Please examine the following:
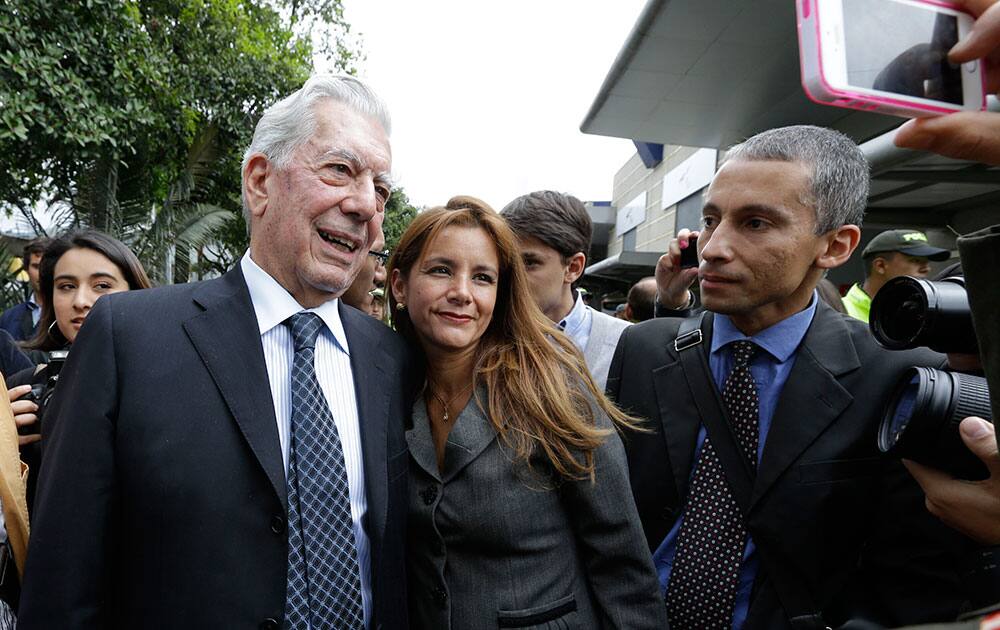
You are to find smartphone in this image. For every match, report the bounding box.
[680,236,699,269]
[797,0,985,118]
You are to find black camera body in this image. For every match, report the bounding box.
[870,275,993,480]
[17,350,69,436]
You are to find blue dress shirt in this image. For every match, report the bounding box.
[654,293,818,629]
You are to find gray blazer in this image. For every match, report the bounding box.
[406,390,667,629]
[583,308,630,392]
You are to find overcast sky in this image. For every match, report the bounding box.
[2,2,645,236]
[338,0,646,211]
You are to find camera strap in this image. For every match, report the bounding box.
[675,314,828,630]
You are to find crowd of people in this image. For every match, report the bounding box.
[0,0,997,628]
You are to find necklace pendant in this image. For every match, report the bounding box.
[443,410,449,422]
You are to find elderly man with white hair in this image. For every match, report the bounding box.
[18,75,414,630]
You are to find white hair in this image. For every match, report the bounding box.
[240,74,392,221]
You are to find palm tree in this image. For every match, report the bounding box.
[41,124,236,284]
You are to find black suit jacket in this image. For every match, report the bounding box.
[0,301,36,342]
[607,303,968,629]
[18,265,413,629]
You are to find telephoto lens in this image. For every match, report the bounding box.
[870,276,978,354]
[879,367,993,480]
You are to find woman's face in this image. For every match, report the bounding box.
[392,225,500,357]
[52,247,130,343]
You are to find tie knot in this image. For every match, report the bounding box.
[285,312,324,352]
[730,340,757,366]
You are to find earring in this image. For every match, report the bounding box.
[396,303,406,311]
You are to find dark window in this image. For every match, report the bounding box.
[622,228,637,252]
[675,188,705,234]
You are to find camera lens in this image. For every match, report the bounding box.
[870,276,978,354]
[879,367,993,479]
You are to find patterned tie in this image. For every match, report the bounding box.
[666,340,760,630]
[283,312,365,629]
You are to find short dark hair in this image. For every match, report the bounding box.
[24,230,152,351]
[627,276,657,322]
[500,191,592,261]
[21,237,50,272]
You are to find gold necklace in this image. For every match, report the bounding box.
[427,381,473,423]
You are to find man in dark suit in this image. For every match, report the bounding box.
[18,75,412,629]
[0,238,48,342]
[608,125,967,630]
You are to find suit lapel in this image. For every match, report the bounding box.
[441,389,497,484]
[405,390,496,485]
[751,304,859,507]
[406,399,441,481]
[341,303,392,545]
[653,315,715,501]
[183,266,285,508]
[584,307,607,366]
[653,362,701,501]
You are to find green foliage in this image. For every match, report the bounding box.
[0,0,359,282]
[277,0,362,72]
[383,188,419,251]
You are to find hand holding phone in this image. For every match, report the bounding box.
[798,0,985,118]
[895,1,1000,165]
[655,230,700,310]
[680,235,699,269]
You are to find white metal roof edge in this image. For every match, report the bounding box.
[579,0,668,136]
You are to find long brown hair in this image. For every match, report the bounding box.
[388,196,637,481]
[24,230,153,351]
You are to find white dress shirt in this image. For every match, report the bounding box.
[241,254,372,627]
[559,289,593,352]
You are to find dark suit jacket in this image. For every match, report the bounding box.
[0,329,31,380]
[0,302,36,342]
[607,303,968,630]
[18,265,413,629]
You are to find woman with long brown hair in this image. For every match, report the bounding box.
[389,196,666,629]
[8,230,152,510]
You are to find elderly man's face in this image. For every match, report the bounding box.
[248,100,391,308]
[341,231,385,311]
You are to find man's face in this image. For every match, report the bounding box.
[516,235,573,321]
[698,159,834,332]
[879,252,931,282]
[341,232,385,310]
[248,100,391,308]
[27,252,42,296]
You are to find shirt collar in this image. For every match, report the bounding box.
[710,291,818,363]
[27,293,39,309]
[240,253,350,355]
[559,289,588,331]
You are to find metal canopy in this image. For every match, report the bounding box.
[581,0,904,149]
[582,0,1000,228]
[584,251,663,286]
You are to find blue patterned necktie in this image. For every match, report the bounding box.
[283,312,365,629]
[666,340,760,630]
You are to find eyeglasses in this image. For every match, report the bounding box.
[368,249,390,265]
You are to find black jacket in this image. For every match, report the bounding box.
[608,303,969,629]
[18,265,414,629]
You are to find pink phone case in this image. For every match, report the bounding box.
[797,0,986,117]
